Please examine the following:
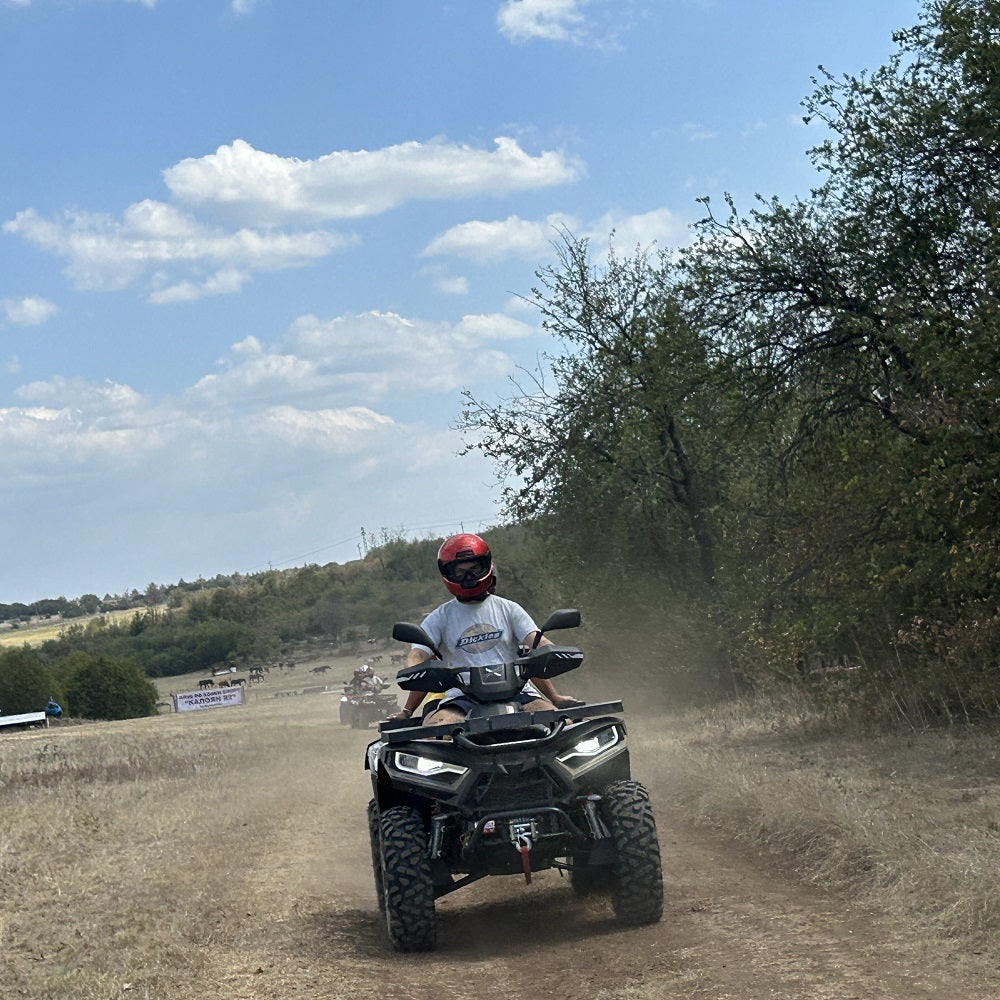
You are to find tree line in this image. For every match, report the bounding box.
[0,525,566,721]
[0,533,466,719]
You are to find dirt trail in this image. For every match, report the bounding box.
[174,703,995,1000]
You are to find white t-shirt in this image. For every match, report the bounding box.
[414,594,541,702]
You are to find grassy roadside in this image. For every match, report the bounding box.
[639,689,1000,963]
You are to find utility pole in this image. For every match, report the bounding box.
[360,526,368,557]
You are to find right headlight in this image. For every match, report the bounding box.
[556,725,621,767]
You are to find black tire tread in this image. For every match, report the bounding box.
[601,779,663,925]
[380,806,436,951]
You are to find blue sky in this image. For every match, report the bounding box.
[1,0,919,604]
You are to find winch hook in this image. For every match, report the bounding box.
[517,833,533,884]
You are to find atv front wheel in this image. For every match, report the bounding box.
[367,799,385,913]
[380,806,436,951]
[600,780,663,925]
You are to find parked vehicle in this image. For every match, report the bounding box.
[365,608,663,951]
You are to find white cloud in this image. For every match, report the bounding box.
[259,405,394,450]
[0,298,520,597]
[423,207,688,263]
[163,137,581,225]
[682,122,717,142]
[4,203,344,301]
[15,375,145,412]
[423,213,577,262]
[2,296,58,325]
[4,136,579,303]
[497,0,632,49]
[586,207,690,254]
[435,275,470,295]
[498,0,587,44]
[0,303,520,569]
[164,306,536,412]
[149,268,249,304]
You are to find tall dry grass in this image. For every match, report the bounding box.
[0,671,367,1000]
[638,688,1000,959]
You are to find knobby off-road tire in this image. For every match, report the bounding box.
[600,779,663,925]
[339,700,352,726]
[367,799,385,913]
[380,805,436,952]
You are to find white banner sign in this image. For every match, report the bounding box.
[172,686,245,712]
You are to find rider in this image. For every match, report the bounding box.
[348,663,384,696]
[388,533,578,725]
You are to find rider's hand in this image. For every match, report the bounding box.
[552,694,584,708]
[387,709,415,722]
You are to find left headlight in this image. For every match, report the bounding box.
[556,725,621,767]
[392,751,469,780]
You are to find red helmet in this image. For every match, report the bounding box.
[437,533,495,600]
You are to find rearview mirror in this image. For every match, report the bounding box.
[392,621,430,645]
[539,608,581,634]
[391,621,443,660]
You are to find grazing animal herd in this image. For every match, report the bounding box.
[185,642,404,709]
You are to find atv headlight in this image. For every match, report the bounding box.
[557,725,621,766]
[392,751,469,780]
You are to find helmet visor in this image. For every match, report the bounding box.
[440,554,492,585]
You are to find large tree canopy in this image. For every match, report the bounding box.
[461,0,1000,719]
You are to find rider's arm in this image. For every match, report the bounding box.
[532,675,566,704]
[522,631,577,707]
[395,647,431,718]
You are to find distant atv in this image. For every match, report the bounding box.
[340,680,397,729]
[365,609,663,952]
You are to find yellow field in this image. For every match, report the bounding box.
[0,607,163,649]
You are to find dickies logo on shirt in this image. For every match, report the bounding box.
[455,623,503,652]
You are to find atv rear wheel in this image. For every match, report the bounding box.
[600,780,663,925]
[339,700,353,725]
[380,806,436,951]
[367,799,385,913]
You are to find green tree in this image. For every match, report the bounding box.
[0,648,62,714]
[461,234,732,605]
[78,593,102,614]
[62,654,158,720]
[459,235,741,696]
[679,0,1000,711]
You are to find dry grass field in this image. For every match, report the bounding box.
[2,651,998,999]
[0,609,161,649]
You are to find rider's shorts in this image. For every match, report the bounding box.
[433,691,541,716]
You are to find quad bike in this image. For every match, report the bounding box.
[340,680,397,729]
[365,608,663,952]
